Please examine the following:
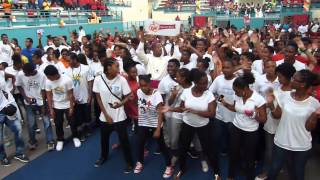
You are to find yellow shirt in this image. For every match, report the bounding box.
[21,55,29,64]
[43,2,50,11]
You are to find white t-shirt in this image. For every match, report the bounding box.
[37,60,60,74]
[274,92,320,151]
[92,74,131,123]
[311,23,320,33]
[89,61,103,78]
[254,75,281,134]
[78,29,86,42]
[181,88,215,127]
[45,74,73,109]
[276,59,306,71]
[209,75,236,123]
[0,87,16,112]
[251,59,264,75]
[136,42,171,81]
[44,45,70,53]
[65,64,93,104]
[115,56,124,74]
[5,66,20,94]
[158,75,179,118]
[233,91,266,132]
[16,71,46,106]
[0,43,13,66]
[137,89,163,128]
[190,52,215,73]
[181,61,196,70]
[298,25,308,36]
[55,61,69,75]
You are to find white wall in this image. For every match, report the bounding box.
[151,10,192,21]
[109,0,149,22]
[311,9,320,19]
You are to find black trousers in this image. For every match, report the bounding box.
[99,120,133,166]
[228,124,259,180]
[137,126,171,166]
[54,108,79,141]
[93,93,101,125]
[179,122,219,175]
[74,103,90,134]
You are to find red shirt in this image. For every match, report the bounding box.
[272,53,309,64]
[124,78,139,119]
[272,53,284,61]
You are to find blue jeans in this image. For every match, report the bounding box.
[0,113,25,160]
[25,105,54,144]
[267,144,310,180]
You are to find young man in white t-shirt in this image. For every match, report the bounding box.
[44,65,80,151]
[0,79,29,166]
[0,34,14,66]
[65,53,93,141]
[5,55,24,119]
[158,59,180,150]
[16,63,55,151]
[275,42,307,71]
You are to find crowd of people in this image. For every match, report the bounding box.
[0,0,107,11]
[1,19,320,180]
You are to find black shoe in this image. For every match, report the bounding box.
[80,136,86,142]
[187,150,199,159]
[123,164,133,174]
[94,158,106,168]
[1,158,11,167]
[14,154,29,163]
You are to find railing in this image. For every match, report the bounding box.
[0,9,122,28]
[106,0,132,7]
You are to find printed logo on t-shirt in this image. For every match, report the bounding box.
[27,79,40,90]
[72,73,81,87]
[138,98,152,114]
[1,46,10,56]
[111,85,121,95]
[53,86,65,95]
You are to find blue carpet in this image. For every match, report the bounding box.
[4,129,250,180]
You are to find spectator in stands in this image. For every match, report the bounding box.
[42,0,51,17]
[12,0,22,9]
[27,0,37,9]
[2,0,12,18]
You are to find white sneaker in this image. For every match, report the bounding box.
[162,166,173,179]
[56,141,64,151]
[255,176,267,180]
[201,160,209,172]
[134,162,143,174]
[73,138,81,148]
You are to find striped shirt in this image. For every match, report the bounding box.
[137,89,163,128]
